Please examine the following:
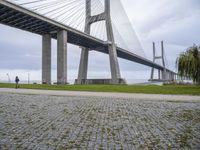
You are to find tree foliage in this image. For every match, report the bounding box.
[176,45,200,84]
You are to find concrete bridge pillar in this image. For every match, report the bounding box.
[171,73,173,81]
[42,34,51,84]
[162,69,167,81]
[167,72,170,80]
[170,72,172,81]
[76,0,91,84]
[105,0,121,84]
[77,48,89,84]
[107,43,121,84]
[177,75,180,80]
[57,30,67,84]
[158,70,161,80]
[150,42,156,81]
[173,73,176,81]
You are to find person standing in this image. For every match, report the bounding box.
[15,76,20,89]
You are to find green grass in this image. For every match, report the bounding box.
[0,83,200,95]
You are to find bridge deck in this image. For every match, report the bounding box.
[0,0,174,73]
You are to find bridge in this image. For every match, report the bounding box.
[0,0,177,84]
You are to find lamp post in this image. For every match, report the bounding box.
[28,73,30,84]
[6,73,11,83]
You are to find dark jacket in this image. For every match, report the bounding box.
[15,77,19,83]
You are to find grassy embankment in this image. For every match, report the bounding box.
[0,83,200,95]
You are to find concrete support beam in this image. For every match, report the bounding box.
[166,72,169,80]
[150,42,156,80]
[172,73,174,81]
[108,43,121,83]
[168,72,170,80]
[173,74,176,81]
[105,0,121,84]
[161,71,164,80]
[162,69,167,80]
[77,48,89,84]
[42,34,51,84]
[161,41,166,68]
[161,41,167,81]
[76,0,90,84]
[57,30,67,84]
[158,70,161,80]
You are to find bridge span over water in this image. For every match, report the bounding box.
[0,0,176,84]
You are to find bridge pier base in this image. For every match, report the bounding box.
[75,79,126,84]
[57,30,68,84]
[42,34,51,84]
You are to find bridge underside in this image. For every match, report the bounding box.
[0,0,176,84]
[0,3,105,52]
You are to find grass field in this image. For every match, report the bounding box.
[0,83,200,96]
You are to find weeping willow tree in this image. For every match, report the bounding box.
[176,45,200,84]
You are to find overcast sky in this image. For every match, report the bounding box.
[0,0,200,83]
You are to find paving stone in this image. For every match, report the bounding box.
[0,93,200,149]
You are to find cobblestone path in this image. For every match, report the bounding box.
[0,93,200,150]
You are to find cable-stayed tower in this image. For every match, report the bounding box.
[149,41,170,81]
[76,0,126,84]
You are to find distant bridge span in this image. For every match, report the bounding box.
[0,0,176,84]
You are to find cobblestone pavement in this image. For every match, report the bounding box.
[0,93,200,150]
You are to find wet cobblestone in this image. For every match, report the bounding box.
[0,93,200,150]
